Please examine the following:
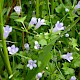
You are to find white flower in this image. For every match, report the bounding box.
[29,1,32,4]
[70,76,76,80]
[53,21,65,32]
[65,33,69,37]
[24,43,29,50]
[74,1,80,10]
[35,18,46,29]
[3,25,12,39]
[14,6,21,15]
[62,52,73,62]
[65,8,69,12]
[29,17,37,25]
[27,59,37,70]
[36,73,42,80]
[7,45,19,55]
[34,41,40,49]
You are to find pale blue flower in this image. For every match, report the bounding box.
[62,52,73,62]
[70,76,76,80]
[3,25,12,39]
[7,45,19,55]
[29,17,46,29]
[29,17,37,25]
[34,41,40,49]
[74,1,80,10]
[27,59,37,70]
[36,72,42,80]
[53,21,65,32]
[14,6,21,15]
[35,18,46,29]
[24,43,29,50]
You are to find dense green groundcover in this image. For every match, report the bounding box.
[0,0,80,80]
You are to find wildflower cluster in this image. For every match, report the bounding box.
[1,1,80,80]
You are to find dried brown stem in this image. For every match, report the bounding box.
[5,0,16,24]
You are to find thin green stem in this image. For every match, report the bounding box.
[12,26,35,36]
[39,1,42,18]
[36,0,39,18]
[55,63,66,80]
[13,55,14,70]
[13,30,17,46]
[51,0,54,15]
[47,0,52,27]
[2,40,12,76]
[46,0,49,15]
[0,0,13,79]
[16,54,30,60]
[48,1,51,22]
[22,31,24,50]
[0,49,6,66]
[60,13,68,22]
[54,46,66,80]
[72,22,75,38]
[22,22,26,51]
[0,40,17,43]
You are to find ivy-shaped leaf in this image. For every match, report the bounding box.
[39,39,47,46]
[62,67,74,75]
[69,38,78,48]
[55,4,64,13]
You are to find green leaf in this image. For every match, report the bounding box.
[26,45,52,80]
[15,16,26,23]
[72,52,80,68]
[16,64,23,69]
[68,14,78,21]
[39,39,47,46]
[74,61,80,68]
[62,67,74,75]
[69,38,78,48]
[10,12,19,19]
[55,4,64,13]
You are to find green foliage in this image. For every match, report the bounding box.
[0,0,80,80]
[72,52,80,68]
[39,39,47,46]
[62,67,74,75]
[55,4,64,13]
[0,43,3,48]
[69,38,78,48]
[15,16,26,24]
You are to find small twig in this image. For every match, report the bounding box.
[5,0,16,24]
[0,40,17,43]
